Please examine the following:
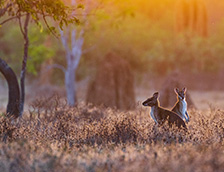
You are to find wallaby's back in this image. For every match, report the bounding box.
[157,107,187,129]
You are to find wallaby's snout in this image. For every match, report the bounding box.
[142,92,159,107]
[142,99,151,106]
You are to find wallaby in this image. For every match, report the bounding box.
[172,87,189,123]
[142,92,187,129]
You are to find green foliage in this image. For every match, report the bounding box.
[0,0,81,35]
[84,2,174,74]
[0,23,56,75]
[28,45,54,75]
[1,0,224,83]
[83,0,224,77]
[0,24,23,73]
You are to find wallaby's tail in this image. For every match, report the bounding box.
[169,112,188,130]
[178,118,188,131]
[182,122,188,131]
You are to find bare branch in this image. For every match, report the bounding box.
[73,38,83,70]
[0,16,18,25]
[73,54,81,70]
[71,29,77,48]
[42,13,59,39]
[18,16,25,36]
[66,51,72,66]
[0,13,26,25]
[60,28,73,65]
[44,64,66,74]
[79,28,85,38]
[60,29,68,50]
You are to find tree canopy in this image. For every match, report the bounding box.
[0,0,80,34]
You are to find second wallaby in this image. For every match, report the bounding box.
[142,92,187,129]
[172,87,190,123]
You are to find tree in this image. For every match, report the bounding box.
[52,0,99,106]
[58,0,85,106]
[0,0,79,117]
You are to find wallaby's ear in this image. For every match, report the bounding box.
[153,92,159,98]
[174,88,179,94]
[182,87,187,93]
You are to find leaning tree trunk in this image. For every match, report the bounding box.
[0,58,20,118]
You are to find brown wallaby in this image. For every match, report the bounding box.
[142,92,187,129]
[172,87,189,123]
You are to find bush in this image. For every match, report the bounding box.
[0,96,223,171]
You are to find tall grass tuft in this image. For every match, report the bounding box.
[0,96,223,171]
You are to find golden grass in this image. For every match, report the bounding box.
[0,95,223,172]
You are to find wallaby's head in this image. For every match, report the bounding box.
[142,92,159,107]
[174,87,187,100]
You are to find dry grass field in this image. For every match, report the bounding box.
[0,87,224,171]
[1,0,224,171]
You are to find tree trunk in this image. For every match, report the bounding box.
[19,13,30,116]
[60,28,83,107]
[60,0,86,106]
[65,66,76,106]
[0,58,20,118]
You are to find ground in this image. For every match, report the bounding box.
[1,78,224,111]
[0,80,223,172]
